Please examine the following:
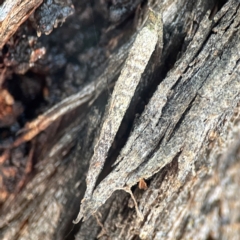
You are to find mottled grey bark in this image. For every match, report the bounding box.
[0,0,240,240]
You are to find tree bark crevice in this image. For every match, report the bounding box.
[0,0,239,239]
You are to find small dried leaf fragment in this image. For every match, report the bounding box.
[138,178,148,190]
[74,8,163,223]
[0,89,23,127]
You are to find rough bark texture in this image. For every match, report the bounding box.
[0,0,240,240]
[0,0,43,49]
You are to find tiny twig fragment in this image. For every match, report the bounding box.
[1,83,95,149]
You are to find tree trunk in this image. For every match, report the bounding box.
[0,0,239,239]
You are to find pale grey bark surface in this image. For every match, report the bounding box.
[0,0,239,240]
